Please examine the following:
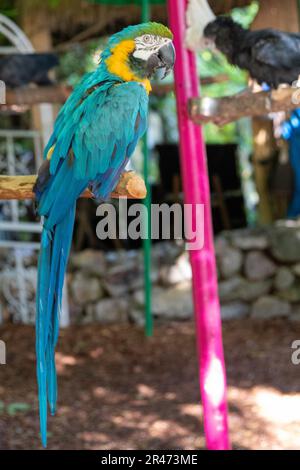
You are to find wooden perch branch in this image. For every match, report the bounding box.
[0,171,146,200]
[189,87,300,125]
[1,75,230,107]
[3,85,72,107]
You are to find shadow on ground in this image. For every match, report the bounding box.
[1,318,300,449]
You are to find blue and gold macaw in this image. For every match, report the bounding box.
[33,22,175,447]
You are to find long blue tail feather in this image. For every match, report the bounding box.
[36,203,76,447]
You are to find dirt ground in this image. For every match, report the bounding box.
[1,318,300,450]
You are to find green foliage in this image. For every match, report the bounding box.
[48,0,61,8]
[87,0,165,5]
[203,122,237,145]
[0,0,18,34]
[199,50,247,95]
[231,1,259,28]
[7,402,31,416]
[57,41,103,86]
[0,401,31,416]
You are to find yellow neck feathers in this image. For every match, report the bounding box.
[105,39,152,94]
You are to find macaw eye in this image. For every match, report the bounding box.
[143,34,152,43]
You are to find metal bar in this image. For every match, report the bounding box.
[0,46,19,54]
[0,221,42,232]
[0,129,41,138]
[141,0,153,337]
[0,13,34,52]
[167,0,230,450]
[0,23,27,52]
[0,240,40,249]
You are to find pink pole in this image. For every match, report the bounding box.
[167,0,231,450]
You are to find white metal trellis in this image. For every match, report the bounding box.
[0,14,69,326]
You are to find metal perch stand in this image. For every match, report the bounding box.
[168,0,230,450]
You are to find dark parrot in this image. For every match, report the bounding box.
[0,53,58,87]
[203,16,300,89]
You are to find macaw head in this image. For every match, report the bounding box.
[102,22,175,93]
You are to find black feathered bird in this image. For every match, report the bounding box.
[203,16,300,89]
[0,53,58,88]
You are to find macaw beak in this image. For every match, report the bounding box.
[146,41,175,80]
[157,41,176,79]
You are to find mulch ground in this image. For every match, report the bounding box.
[1,318,300,450]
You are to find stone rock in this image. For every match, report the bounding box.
[152,242,183,264]
[240,279,273,302]
[289,314,300,323]
[102,265,158,297]
[134,289,146,306]
[79,311,94,325]
[244,251,276,281]
[134,283,193,320]
[103,266,139,297]
[159,252,192,286]
[106,250,138,273]
[221,302,250,321]
[289,305,300,322]
[87,298,129,323]
[251,296,291,319]
[292,263,300,277]
[230,229,269,251]
[128,309,145,327]
[278,284,300,303]
[70,272,104,305]
[69,249,107,276]
[274,267,295,292]
[218,276,245,302]
[269,222,300,262]
[69,299,84,323]
[218,276,272,302]
[215,236,229,257]
[218,247,243,279]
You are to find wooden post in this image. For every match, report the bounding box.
[252,118,276,224]
[22,4,56,147]
[251,0,300,224]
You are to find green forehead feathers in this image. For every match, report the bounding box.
[107,22,173,49]
[136,22,173,39]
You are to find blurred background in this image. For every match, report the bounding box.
[1,0,300,450]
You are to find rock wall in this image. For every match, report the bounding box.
[67,221,300,325]
[2,221,300,325]
[67,242,193,326]
[217,222,300,322]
